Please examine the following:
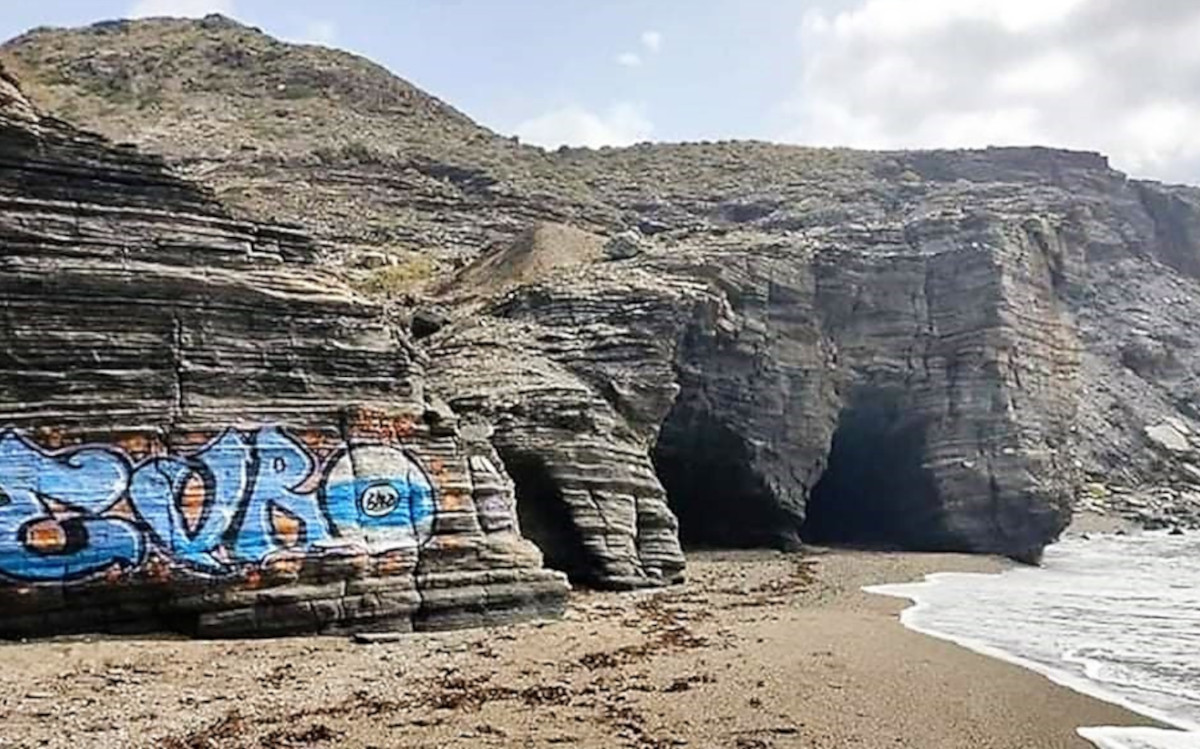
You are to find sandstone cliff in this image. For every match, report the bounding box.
[0,63,567,637]
[3,17,1200,605]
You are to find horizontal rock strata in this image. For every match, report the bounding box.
[5,17,1200,590]
[0,66,567,638]
[433,212,1080,567]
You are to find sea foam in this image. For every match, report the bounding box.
[865,533,1200,749]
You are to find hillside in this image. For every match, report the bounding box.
[0,15,613,276]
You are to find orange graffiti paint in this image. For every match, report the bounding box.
[24,520,65,553]
[270,506,302,548]
[263,554,304,577]
[179,473,207,535]
[244,568,262,589]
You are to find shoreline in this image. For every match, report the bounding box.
[864,536,1199,749]
[867,572,1196,735]
[0,548,1165,748]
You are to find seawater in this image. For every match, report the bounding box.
[864,533,1200,749]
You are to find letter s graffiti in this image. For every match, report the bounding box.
[0,431,144,582]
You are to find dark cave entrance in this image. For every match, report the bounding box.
[652,403,801,550]
[799,390,944,549]
[504,451,592,580]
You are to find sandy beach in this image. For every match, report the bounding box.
[0,549,1162,748]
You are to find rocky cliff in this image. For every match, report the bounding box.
[0,63,567,637]
[433,181,1084,568]
[445,145,1200,573]
[3,17,1200,605]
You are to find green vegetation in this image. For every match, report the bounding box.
[312,140,385,165]
[277,83,318,100]
[350,256,439,297]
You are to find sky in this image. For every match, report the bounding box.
[2,0,1200,184]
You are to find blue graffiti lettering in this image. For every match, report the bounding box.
[0,426,440,584]
[0,432,144,581]
[230,427,332,562]
[322,444,435,551]
[129,429,251,573]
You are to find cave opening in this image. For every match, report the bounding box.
[504,451,592,580]
[799,390,944,549]
[652,402,800,550]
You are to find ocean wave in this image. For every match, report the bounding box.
[1077,726,1200,749]
[864,533,1200,749]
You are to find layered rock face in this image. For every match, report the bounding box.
[428,146,1200,576]
[430,240,704,586]
[1066,180,1200,527]
[0,67,567,637]
[5,18,1200,593]
[433,201,1080,571]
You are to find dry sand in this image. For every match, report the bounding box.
[0,549,1162,748]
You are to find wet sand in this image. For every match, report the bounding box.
[0,549,1162,748]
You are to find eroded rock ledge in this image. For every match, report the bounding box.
[431,214,1079,576]
[430,147,1200,581]
[0,67,567,637]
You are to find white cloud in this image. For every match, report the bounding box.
[297,19,337,47]
[615,30,661,69]
[993,52,1087,96]
[616,52,643,68]
[515,102,653,149]
[1120,102,1200,170]
[127,0,234,18]
[811,0,1090,39]
[783,0,1200,182]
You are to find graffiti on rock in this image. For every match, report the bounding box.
[0,434,143,582]
[0,426,435,583]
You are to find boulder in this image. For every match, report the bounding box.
[1145,423,1193,454]
[603,230,649,261]
[410,305,451,339]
